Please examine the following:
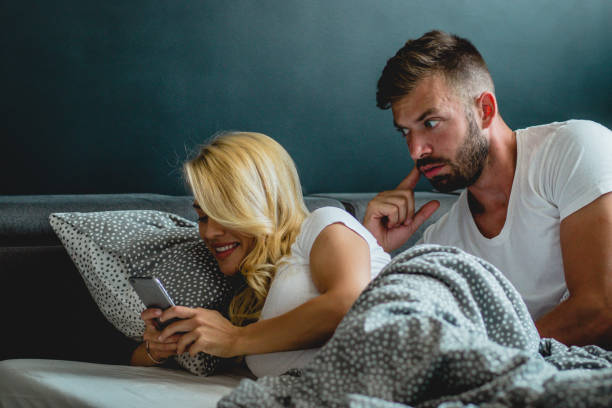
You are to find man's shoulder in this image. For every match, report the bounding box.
[519,120,610,144]
[518,120,611,169]
[557,119,609,132]
[520,119,612,219]
[521,119,606,130]
[547,119,610,139]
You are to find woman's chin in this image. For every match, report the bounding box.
[220,266,240,276]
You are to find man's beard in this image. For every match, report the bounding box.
[417,113,489,193]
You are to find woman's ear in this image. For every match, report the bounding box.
[477,92,497,129]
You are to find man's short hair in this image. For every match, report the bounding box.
[376,30,494,109]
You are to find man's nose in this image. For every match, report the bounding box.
[407,133,432,160]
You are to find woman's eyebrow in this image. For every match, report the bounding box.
[192,203,201,209]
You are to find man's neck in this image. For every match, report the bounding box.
[467,118,517,216]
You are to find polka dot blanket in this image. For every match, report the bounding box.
[50,210,240,376]
[219,245,612,407]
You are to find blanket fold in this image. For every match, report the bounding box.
[219,245,612,408]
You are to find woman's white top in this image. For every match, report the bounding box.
[245,206,391,377]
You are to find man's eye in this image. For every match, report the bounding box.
[424,120,439,129]
[397,128,410,137]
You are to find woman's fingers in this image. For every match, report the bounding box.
[147,340,177,360]
[157,308,240,357]
[158,306,212,340]
[160,306,196,321]
[141,308,162,321]
[149,341,178,353]
[143,333,182,361]
[158,318,199,341]
[176,330,198,356]
[144,331,181,344]
[139,307,185,361]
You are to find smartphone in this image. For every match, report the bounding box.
[128,276,182,330]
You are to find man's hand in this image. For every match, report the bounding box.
[363,166,440,252]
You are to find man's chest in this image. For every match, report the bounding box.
[470,204,509,239]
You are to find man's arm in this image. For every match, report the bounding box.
[535,192,612,348]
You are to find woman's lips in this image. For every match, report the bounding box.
[212,242,239,260]
[420,164,445,179]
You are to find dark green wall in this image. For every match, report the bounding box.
[2,0,611,195]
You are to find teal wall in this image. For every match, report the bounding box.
[2,0,611,195]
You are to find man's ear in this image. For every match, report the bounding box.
[477,92,496,129]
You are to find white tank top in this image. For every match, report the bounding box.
[245,206,390,377]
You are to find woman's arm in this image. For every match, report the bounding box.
[157,223,372,358]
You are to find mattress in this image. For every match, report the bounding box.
[0,359,246,408]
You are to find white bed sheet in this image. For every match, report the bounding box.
[0,359,246,408]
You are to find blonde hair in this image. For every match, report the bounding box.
[184,132,309,326]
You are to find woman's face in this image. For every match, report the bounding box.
[193,202,255,276]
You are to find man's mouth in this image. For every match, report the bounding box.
[419,163,445,179]
[211,242,240,260]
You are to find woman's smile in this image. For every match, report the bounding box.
[211,242,241,260]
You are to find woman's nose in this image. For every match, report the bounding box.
[201,218,225,240]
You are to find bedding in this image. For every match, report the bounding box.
[49,210,241,375]
[219,245,612,407]
[0,359,248,408]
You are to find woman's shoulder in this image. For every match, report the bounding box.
[302,206,390,278]
[308,205,355,222]
[303,206,362,235]
[297,206,378,252]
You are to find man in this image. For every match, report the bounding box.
[364,30,612,348]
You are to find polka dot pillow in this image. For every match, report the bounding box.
[49,210,238,376]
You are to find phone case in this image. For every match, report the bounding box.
[128,276,180,330]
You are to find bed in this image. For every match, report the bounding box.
[0,192,457,407]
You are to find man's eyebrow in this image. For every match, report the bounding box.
[416,108,437,122]
[394,108,438,130]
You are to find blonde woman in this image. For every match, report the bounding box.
[131,132,390,377]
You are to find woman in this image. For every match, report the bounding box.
[131,132,390,377]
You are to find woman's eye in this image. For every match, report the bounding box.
[197,215,208,223]
[424,120,439,129]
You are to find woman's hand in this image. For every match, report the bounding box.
[141,308,181,362]
[157,306,244,358]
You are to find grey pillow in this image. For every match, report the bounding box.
[49,210,238,376]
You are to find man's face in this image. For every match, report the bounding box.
[391,74,489,193]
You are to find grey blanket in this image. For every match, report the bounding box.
[218,245,612,407]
